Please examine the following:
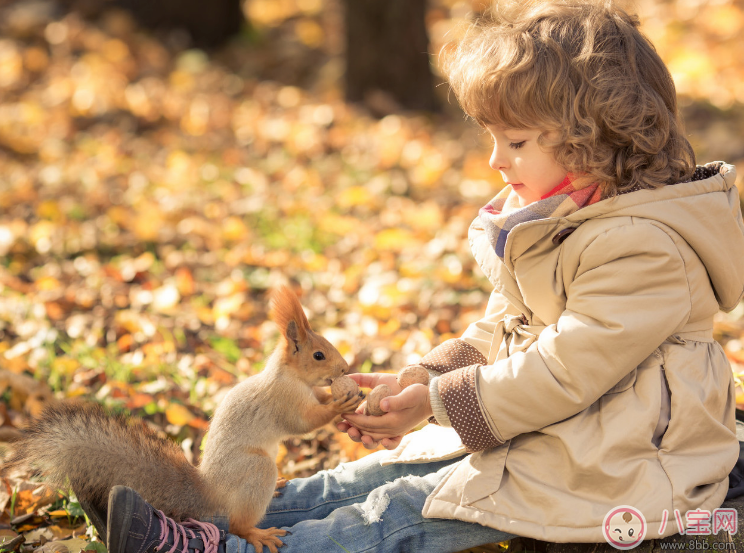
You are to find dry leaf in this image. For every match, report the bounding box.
[165,403,195,426]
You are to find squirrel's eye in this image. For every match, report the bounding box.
[313,351,325,361]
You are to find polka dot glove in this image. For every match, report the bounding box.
[405,338,488,428]
[438,365,503,452]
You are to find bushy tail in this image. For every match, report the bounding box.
[5,402,218,520]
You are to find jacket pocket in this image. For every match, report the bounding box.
[652,366,671,447]
[460,440,511,506]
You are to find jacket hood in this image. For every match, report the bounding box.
[472,162,744,312]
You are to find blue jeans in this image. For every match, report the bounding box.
[224,450,517,553]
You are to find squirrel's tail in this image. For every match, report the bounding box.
[5,402,218,520]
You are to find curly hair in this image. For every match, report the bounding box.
[442,0,696,195]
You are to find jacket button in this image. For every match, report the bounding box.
[552,228,576,245]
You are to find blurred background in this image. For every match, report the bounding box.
[0,0,743,544]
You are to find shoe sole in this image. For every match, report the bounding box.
[107,486,136,553]
[79,497,108,544]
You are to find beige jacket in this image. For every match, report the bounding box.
[382,162,744,542]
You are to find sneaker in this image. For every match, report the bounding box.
[107,486,227,553]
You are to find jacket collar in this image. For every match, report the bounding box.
[469,163,741,308]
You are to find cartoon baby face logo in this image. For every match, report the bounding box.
[602,506,647,549]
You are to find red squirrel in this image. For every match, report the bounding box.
[7,287,363,553]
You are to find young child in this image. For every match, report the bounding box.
[103,1,744,552]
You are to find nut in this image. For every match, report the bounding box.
[397,365,429,389]
[331,375,360,400]
[365,384,392,416]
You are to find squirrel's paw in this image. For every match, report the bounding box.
[273,476,288,497]
[329,390,363,414]
[238,526,287,553]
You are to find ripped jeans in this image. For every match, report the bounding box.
[224,450,517,553]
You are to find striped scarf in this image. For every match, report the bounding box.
[479,175,602,259]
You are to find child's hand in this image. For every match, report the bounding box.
[341,382,433,445]
[337,415,403,449]
[336,373,404,449]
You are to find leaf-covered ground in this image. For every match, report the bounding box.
[0,0,743,551]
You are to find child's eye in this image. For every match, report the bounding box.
[509,141,526,149]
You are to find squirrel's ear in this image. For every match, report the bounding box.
[286,320,300,353]
[270,286,310,352]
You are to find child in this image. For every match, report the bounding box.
[104,0,744,551]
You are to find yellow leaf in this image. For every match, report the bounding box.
[213,293,246,320]
[47,524,74,540]
[379,319,400,337]
[52,358,80,376]
[36,200,63,222]
[302,253,328,272]
[36,276,61,291]
[133,205,165,242]
[197,306,214,325]
[409,153,448,187]
[317,214,360,235]
[403,201,443,233]
[374,228,417,251]
[107,206,130,227]
[30,220,55,245]
[165,403,195,426]
[222,217,248,242]
[337,186,374,208]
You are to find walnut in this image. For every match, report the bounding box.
[365,384,392,416]
[397,365,429,389]
[331,375,360,400]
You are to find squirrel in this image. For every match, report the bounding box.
[5,286,364,553]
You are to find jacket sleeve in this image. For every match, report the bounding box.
[437,223,692,450]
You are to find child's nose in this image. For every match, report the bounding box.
[489,145,509,171]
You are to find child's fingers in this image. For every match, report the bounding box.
[343,412,407,437]
[380,383,427,412]
[359,430,399,442]
[342,411,389,430]
[337,420,366,443]
[381,436,403,450]
[347,373,384,388]
[348,373,401,393]
[360,435,380,449]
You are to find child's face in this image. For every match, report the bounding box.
[485,125,567,207]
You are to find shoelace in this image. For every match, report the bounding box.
[154,510,221,553]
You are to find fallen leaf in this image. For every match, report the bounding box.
[165,403,194,426]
